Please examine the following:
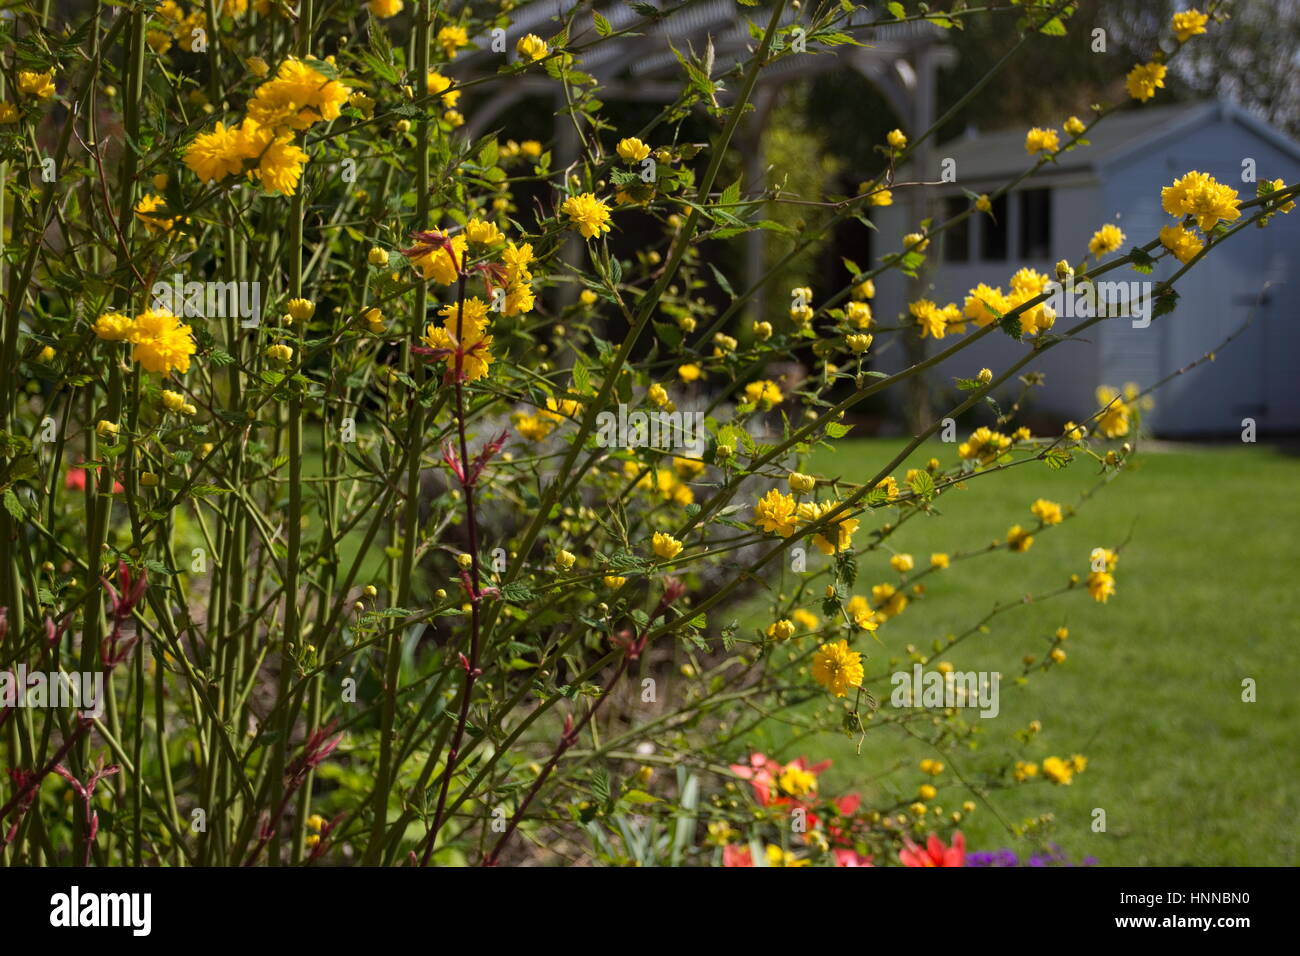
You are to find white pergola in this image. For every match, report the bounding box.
[455,1,953,316]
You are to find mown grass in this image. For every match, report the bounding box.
[742,437,1300,866]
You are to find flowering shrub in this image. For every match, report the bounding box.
[0,0,1293,868]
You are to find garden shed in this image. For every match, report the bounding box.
[870,100,1300,437]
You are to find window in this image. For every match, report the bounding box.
[981,193,1009,261]
[943,196,970,262]
[1018,188,1052,260]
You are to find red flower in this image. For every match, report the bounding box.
[729,752,830,808]
[834,848,874,867]
[65,464,124,494]
[722,844,753,867]
[900,830,966,867]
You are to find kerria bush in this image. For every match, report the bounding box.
[0,0,1291,867]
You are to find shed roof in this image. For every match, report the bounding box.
[924,100,1300,184]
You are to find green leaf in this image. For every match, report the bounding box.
[3,489,24,520]
[907,469,936,501]
[1043,447,1072,470]
[621,789,661,805]
[593,11,612,36]
[887,2,906,19]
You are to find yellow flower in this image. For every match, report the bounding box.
[677,363,703,383]
[798,500,859,555]
[930,553,949,569]
[753,320,773,340]
[652,532,682,560]
[1088,223,1125,257]
[514,412,555,442]
[437,24,469,57]
[129,308,197,376]
[603,574,626,589]
[975,194,992,213]
[579,289,599,307]
[963,284,1007,328]
[266,343,294,364]
[243,120,310,196]
[918,783,937,801]
[767,619,796,641]
[744,379,782,409]
[1063,115,1086,136]
[555,549,577,570]
[161,389,186,411]
[910,299,948,339]
[811,640,864,698]
[410,232,467,285]
[1095,385,1132,438]
[368,246,390,267]
[0,102,19,124]
[1087,570,1116,603]
[787,472,816,494]
[1013,761,1039,782]
[37,346,55,362]
[1069,754,1088,773]
[869,189,892,206]
[1006,525,1034,553]
[890,553,914,573]
[870,582,908,620]
[1125,62,1167,102]
[464,217,505,246]
[958,426,1011,463]
[874,475,899,501]
[617,137,650,163]
[94,311,134,341]
[246,56,270,78]
[1024,127,1060,155]
[1171,8,1208,43]
[502,240,535,284]
[517,33,549,61]
[647,383,670,408]
[287,298,315,321]
[560,192,612,240]
[422,297,494,382]
[753,488,798,537]
[1266,178,1295,214]
[765,845,809,867]
[846,301,872,328]
[183,121,250,184]
[846,333,873,354]
[792,609,818,631]
[1031,498,1063,526]
[425,70,460,108]
[17,70,56,99]
[133,195,178,235]
[1042,756,1075,785]
[247,58,352,131]
[1161,170,1241,232]
[886,128,907,149]
[96,420,120,441]
[920,759,944,776]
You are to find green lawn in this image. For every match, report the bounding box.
[743,437,1300,866]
